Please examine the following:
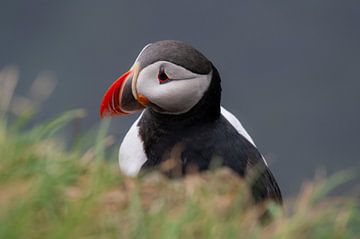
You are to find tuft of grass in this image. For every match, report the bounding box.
[0,68,359,238]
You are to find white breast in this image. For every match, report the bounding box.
[118,106,266,176]
[118,112,147,176]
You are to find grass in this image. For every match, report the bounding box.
[0,67,359,238]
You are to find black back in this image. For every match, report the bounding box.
[138,65,282,204]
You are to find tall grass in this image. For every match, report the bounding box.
[0,68,359,238]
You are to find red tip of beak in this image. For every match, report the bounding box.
[100,70,132,118]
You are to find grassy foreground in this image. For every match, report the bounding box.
[0,114,359,239]
[0,69,359,239]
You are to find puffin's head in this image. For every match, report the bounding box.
[100,40,214,117]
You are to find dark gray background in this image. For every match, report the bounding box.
[1,0,359,196]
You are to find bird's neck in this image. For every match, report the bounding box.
[146,65,222,129]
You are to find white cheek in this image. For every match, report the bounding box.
[152,75,211,113]
[137,61,212,114]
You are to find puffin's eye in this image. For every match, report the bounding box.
[158,68,170,84]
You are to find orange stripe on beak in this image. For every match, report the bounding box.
[100,70,132,118]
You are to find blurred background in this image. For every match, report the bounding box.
[1,0,359,196]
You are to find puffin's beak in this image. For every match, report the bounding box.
[100,63,148,118]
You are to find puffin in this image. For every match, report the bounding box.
[100,40,282,204]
